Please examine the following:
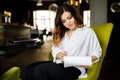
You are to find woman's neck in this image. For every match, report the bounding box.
[67,27,78,38]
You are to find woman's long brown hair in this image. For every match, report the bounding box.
[52,4,83,46]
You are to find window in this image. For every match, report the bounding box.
[83,10,90,27]
[33,10,56,31]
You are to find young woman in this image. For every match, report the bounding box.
[23,4,102,80]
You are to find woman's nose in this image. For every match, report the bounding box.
[66,20,70,25]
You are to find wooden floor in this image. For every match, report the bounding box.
[0,35,120,80]
[0,36,53,79]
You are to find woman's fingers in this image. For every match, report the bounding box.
[56,51,67,59]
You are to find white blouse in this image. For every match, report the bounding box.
[51,27,102,78]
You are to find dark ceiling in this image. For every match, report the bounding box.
[0,0,90,25]
[0,0,67,24]
[0,0,66,11]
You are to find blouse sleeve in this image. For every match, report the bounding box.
[88,29,102,63]
[51,45,63,62]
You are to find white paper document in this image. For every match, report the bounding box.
[64,56,92,67]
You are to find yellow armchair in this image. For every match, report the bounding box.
[77,23,113,80]
[49,23,113,80]
[0,67,22,80]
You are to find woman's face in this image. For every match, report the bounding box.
[61,11,78,30]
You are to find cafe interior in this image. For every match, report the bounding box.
[0,0,120,80]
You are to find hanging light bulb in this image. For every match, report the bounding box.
[75,1,79,6]
[79,0,82,4]
[36,0,43,6]
[70,0,74,5]
[70,0,82,6]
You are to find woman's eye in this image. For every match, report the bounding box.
[61,16,72,23]
[68,16,72,20]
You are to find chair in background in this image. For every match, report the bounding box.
[0,67,22,80]
[49,23,113,80]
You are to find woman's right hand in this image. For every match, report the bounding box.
[56,51,67,60]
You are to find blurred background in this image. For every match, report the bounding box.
[0,0,120,80]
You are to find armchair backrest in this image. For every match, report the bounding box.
[79,23,113,80]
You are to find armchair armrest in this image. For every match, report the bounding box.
[0,67,21,80]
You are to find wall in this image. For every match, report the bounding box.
[90,0,107,26]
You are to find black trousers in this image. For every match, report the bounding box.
[23,61,81,80]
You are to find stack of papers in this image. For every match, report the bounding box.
[64,56,92,67]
